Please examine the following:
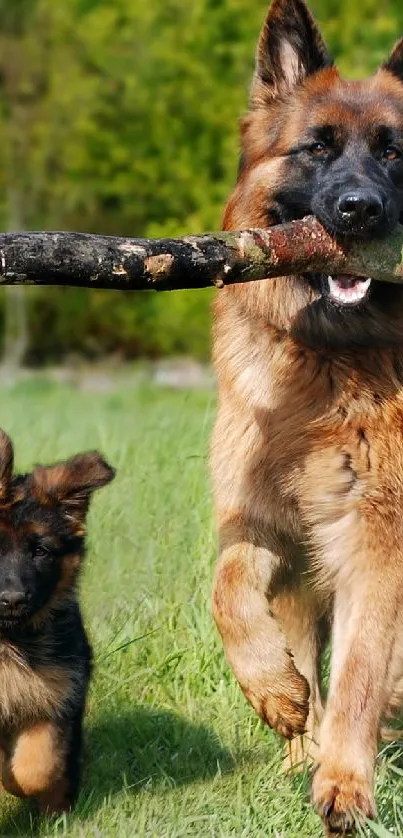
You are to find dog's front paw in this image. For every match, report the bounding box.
[243,663,310,739]
[312,763,375,834]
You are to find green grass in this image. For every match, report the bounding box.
[0,380,401,837]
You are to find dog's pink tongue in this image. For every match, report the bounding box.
[327,273,372,305]
[335,275,364,289]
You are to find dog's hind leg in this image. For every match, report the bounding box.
[212,521,311,740]
[275,588,328,771]
[379,634,403,740]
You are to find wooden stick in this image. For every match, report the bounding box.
[0,216,402,291]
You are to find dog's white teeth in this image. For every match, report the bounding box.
[327,275,372,305]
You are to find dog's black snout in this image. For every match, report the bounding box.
[336,189,384,227]
[0,590,27,608]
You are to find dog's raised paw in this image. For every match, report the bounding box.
[243,666,310,740]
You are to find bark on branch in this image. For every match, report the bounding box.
[0,216,402,291]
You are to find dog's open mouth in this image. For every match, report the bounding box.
[326,274,372,307]
[0,614,26,627]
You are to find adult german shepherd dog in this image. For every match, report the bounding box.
[211,0,403,832]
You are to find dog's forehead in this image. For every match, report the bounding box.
[0,478,64,539]
[0,522,16,552]
[0,511,53,542]
[296,70,403,132]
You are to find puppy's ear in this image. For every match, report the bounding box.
[31,452,115,525]
[251,0,333,103]
[0,429,13,502]
[383,39,403,83]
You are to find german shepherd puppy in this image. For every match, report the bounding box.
[0,430,114,813]
[211,0,403,832]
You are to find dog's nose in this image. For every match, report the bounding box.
[337,189,384,227]
[0,590,26,608]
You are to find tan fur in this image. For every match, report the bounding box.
[3,722,65,798]
[211,8,403,832]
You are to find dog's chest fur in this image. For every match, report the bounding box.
[0,640,70,729]
[212,293,403,552]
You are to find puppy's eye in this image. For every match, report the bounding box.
[382,146,402,162]
[309,141,327,158]
[33,545,49,561]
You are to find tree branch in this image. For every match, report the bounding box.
[0,216,402,291]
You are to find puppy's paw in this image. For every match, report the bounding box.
[312,763,375,834]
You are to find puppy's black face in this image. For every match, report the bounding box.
[0,439,115,632]
[0,501,83,629]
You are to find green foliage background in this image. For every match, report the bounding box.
[0,0,402,363]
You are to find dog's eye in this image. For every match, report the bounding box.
[382,146,402,162]
[309,142,327,158]
[33,545,49,561]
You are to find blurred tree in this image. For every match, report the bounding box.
[311,0,403,76]
[0,0,39,372]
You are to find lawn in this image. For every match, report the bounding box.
[0,379,401,837]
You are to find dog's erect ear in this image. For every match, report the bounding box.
[0,430,13,502]
[252,0,332,101]
[31,452,115,525]
[383,39,403,83]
